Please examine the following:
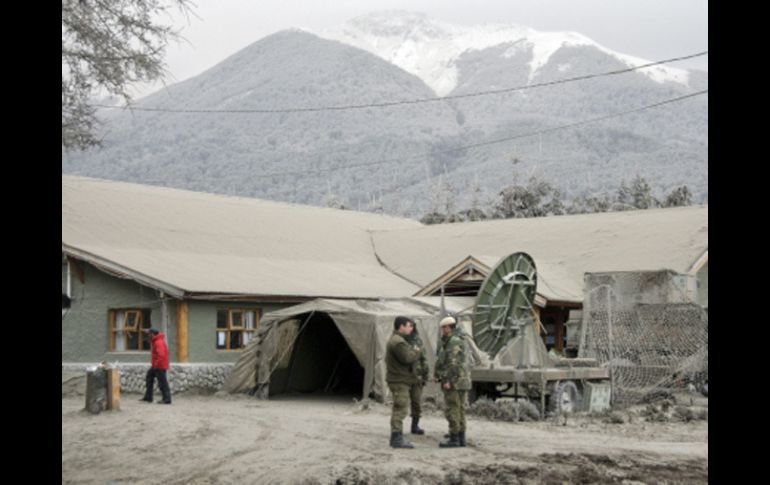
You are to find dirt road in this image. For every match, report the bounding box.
[62,391,707,484]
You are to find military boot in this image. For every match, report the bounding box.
[439,433,461,448]
[458,431,466,447]
[390,431,415,449]
[410,417,425,435]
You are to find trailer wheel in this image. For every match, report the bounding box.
[549,381,581,415]
[468,383,497,404]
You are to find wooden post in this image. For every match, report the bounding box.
[106,368,121,411]
[177,301,189,363]
[108,310,116,351]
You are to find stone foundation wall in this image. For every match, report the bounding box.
[62,363,235,394]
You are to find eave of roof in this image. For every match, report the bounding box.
[63,244,185,299]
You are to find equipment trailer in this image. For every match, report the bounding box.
[459,252,611,417]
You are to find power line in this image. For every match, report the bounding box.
[93,52,707,114]
[113,88,706,191]
[253,89,707,178]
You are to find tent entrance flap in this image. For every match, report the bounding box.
[270,313,364,397]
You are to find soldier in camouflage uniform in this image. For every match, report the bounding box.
[434,315,471,447]
[385,316,421,448]
[404,324,429,435]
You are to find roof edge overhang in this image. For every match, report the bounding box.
[534,294,549,308]
[414,255,492,297]
[540,298,582,309]
[687,249,708,275]
[61,246,414,302]
[184,293,369,302]
[62,244,186,299]
[414,255,561,308]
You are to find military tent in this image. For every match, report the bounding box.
[223,297,475,400]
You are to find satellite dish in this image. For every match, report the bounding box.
[471,252,538,357]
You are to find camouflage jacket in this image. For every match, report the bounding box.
[404,332,429,384]
[434,328,472,391]
[385,332,421,385]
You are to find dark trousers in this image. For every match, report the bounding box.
[144,368,171,403]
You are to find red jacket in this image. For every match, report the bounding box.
[151,332,170,370]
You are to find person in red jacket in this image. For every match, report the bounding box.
[139,328,172,404]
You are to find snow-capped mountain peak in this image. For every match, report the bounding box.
[316,11,689,96]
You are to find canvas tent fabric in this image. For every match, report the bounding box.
[223,297,475,400]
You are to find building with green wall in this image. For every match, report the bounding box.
[62,175,421,366]
[62,176,707,394]
[62,258,291,363]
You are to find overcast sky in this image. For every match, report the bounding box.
[140,0,707,97]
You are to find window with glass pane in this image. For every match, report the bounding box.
[217,310,228,329]
[216,308,259,350]
[110,308,152,351]
[231,311,243,328]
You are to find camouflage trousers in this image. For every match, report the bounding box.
[389,383,411,433]
[409,383,424,418]
[442,389,467,434]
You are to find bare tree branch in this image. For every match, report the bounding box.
[62,0,192,151]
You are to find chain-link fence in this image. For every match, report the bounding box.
[580,271,708,405]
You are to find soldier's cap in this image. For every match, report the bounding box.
[439,316,457,327]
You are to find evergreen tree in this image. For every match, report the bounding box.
[629,175,658,209]
[567,193,612,214]
[492,175,564,219]
[614,179,634,211]
[420,211,447,225]
[420,173,461,223]
[614,175,657,210]
[456,173,487,222]
[662,185,693,207]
